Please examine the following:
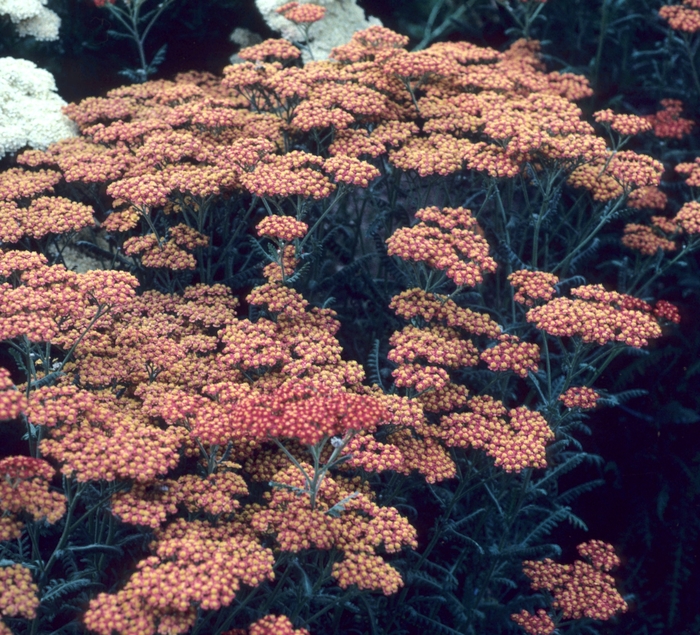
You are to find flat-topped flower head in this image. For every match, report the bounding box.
[526,285,663,347]
[0,564,40,621]
[257,215,308,242]
[0,367,26,420]
[276,2,326,24]
[386,206,497,288]
[508,270,559,306]
[0,456,66,525]
[522,541,627,621]
[674,201,700,234]
[559,386,600,410]
[238,39,301,62]
[660,1,700,33]
[511,609,555,635]
[644,99,694,139]
[594,109,653,136]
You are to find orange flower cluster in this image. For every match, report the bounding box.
[441,396,553,472]
[257,215,308,242]
[0,564,40,623]
[83,518,275,635]
[644,99,694,139]
[622,216,678,256]
[224,614,310,635]
[511,609,555,635]
[0,250,137,350]
[521,540,628,621]
[659,1,700,33]
[594,109,653,136]
[480,335,540,377]
[627,185,668,210]
[568,151,663,201]
[250,465,417,595]
[559,386,600,410]
[675,158,700,187]
[674,200,700,234]
[508,269,559,306]
[526,284,663,347]
[276,2,326,24]
[0,367,26,421]
[123,224,208,270]
[0,456,66,540]
[0,167,94,244]
[386,206,497,287]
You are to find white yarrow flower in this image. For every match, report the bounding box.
[0,58,78,158]
[0,0,61,40]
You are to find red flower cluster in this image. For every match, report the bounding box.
[644,99,694,139]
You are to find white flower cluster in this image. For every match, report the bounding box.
[254,0,381,61]
[0,0,61,41]
[0,57,77,158]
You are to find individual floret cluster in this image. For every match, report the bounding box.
[83,519,276,635]
[526,284,663,347]
[520,540,628,622]
[441,396,554,472]
[559,386,600,410]
[386,206,497,287]
[250,466,417,595]
[594,109,653,137]
[659,0,700,33]
[644,99,694,139]
[508,270,559,306]
[0,456,66,540]
[511,609,556,635]
[0,564,40,624]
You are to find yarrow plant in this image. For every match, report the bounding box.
[0,6,699,634]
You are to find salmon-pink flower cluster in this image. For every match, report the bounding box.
[673,201,700,234]
[511,609,556,635]
[386,206,497,287]
[526,284,663,347]
[224,614,310,635]
[480,335,540,377]
[441,396,553,472]
[521,540,628,621]
[508,269,559,306]
[622,216,678,256]
[256,215,308,242]
[594,109,653,136]
[659,1,700,33]
[0,456,66,538]
[627,185,668,210]
[0,367,26,421]
[250,465,416,595]
[0,564,40,621]
[276,2,326,24]
[83,518,275,635]
[559,386,600,410]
